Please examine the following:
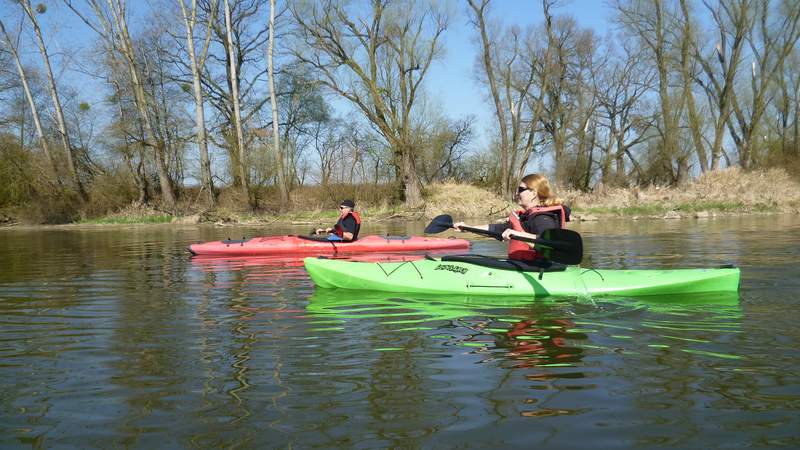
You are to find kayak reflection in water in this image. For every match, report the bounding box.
[496,318,585,371]
[313,199,362,241]
[453,174,570,262]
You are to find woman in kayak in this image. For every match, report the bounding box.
[314,199,361,241]
[453,173,569,261]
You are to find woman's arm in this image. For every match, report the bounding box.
[452,222,489,231]
[453,221,511,236]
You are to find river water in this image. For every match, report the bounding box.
[1,215,799,448]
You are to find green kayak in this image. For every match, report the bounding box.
[303,255,740,297]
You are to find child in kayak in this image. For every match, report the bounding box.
[314,199,362,241]
[453,173,570,262]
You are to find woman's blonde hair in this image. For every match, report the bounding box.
[520,173,562,206]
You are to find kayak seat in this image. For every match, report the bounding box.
[297,235,352,243]
[440,254,567,272]
[222,238,251,244]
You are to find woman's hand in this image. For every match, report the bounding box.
[502,229,537,243]
[501,228,519,241]
[452,221,466,231]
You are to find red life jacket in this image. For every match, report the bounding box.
[334,211,361,240]
[507,205,566,261]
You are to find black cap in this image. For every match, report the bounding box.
[340,199,355,208]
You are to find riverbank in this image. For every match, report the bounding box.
[2,168,798,227]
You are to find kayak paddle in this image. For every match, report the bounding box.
[424,214,583,265]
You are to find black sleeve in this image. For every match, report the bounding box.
[522,214,558,235]
[487,222,511,235]
[340,216,357,234]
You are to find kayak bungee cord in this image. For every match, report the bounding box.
[376,260,425,280]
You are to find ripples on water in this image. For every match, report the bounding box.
[1,217,799,448]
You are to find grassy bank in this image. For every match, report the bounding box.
[563,168,800,220]
[7,168,800,227]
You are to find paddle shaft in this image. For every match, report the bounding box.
[459,225,571,250]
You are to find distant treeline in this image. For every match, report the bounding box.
[0,0,798,223]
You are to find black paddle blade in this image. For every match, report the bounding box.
[425,214,455,234]
[536,228,583,265]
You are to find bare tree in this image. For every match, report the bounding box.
[679,0,708,172]
[594,41,655,185]
[266,0,287,207]
[727,0,800,168]
[177,0,218,205]
[540,13,586,185]
[0,19,57,176]
[222,0,250,204]
[66,0,177,207]
[467,0,548,196]
[468,0,511,194]
[291,0,448,206]
[772,48,800,159]
[199,0,269,193]
[693,0,752,170]
[614,0,684,181]
[108,76,149,205]
[18,1,85,197]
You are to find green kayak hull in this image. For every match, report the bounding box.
[303,257,740,297]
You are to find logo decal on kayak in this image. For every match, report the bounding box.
[434,264,468,274]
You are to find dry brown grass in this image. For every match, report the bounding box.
[563,168,800,214]
[423,181,515,219]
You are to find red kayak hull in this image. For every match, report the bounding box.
[188,235,470,256]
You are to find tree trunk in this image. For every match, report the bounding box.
[111,78,149,205]
[468,0,510,197]
[118,5,177,207]
[400,144,423,206]
[178,0,216,206]
[679,0,707,172]
[654,0,678,167]
[224,0,250,205]
[129,67,176,207]
[267,0,288,208]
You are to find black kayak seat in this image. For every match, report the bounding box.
[439,254,567,273]
[297,235,356,243]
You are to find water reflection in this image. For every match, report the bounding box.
[306,288,741,364]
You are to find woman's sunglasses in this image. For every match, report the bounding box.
[517,186,532,194]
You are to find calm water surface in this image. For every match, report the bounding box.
[1,216,799,448]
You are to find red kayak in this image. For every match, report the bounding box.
[188,235,470,256]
